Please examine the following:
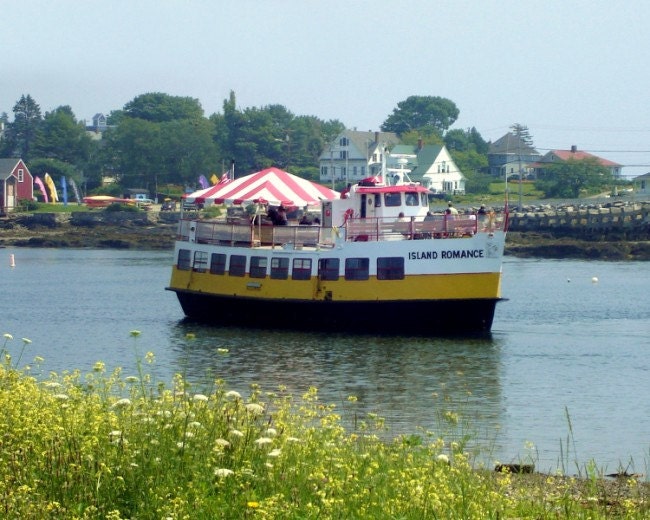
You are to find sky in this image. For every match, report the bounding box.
[3,0,650,178]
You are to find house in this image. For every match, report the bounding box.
[487,133,541,179]
[633,172,650,195]
[533,145,622,178]
[85,113,110,141]
[387,140,466,195]
[319,130,400,186]
[0,158,34,214]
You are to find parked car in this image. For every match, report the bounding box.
[161,199,177,211]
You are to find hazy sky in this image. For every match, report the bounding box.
[3,0,650,177]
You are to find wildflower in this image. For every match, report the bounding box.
[188,421,202,429]
[125,376,139,383]
[112,398,132,408]
[129,330,141,337]
[265,428,277,437]
[145,351,155,363]
[436,454,450,464]
[214,468,234,477]
[214,438,231,448]
[247,502,260,509]
[347,395,358,402]
[245,403,264,415]
[229,429,244,438]
[254,437,273,447]
[43,381,62,389]
[286,436,301,443]
[53,394,69,400]
[109,430,122,438]
[268,448,282,457]
[185,333,195,339]
[193,393,208,402]
[217,348,229,354]
[3,333,13,340]
[185,431,195,439]
[93,361,105,372]
[225,390,241,400]
[34,355,44,363]
[21,337,32,344]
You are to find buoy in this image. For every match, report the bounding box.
[10,254,15,268]
[591,276,599,283]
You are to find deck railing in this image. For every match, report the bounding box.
[177,213,507,247]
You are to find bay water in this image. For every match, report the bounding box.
[2,247,648,476]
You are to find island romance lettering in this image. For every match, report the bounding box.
[408,249,485,260]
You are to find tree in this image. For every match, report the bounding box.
[123,93,204,123]
[1,94,42,159]
[381,95,459,136]
[510,123,533,146]
[535,157,612,198]
[35,106,93,165]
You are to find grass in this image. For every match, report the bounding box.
[1,331,648,519]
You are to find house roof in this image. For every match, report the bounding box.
[389,143,449,177]
[0,158,23,180]
[633,172,650,180]
[541,149,621,167]
[489,133,539,156]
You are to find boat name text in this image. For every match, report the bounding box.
[408,249,485,260]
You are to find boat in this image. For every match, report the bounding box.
[166,166,508,335]
[83,195,135,208]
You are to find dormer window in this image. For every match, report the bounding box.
[17,169,24,182]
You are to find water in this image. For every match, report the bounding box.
[1,248,649,476]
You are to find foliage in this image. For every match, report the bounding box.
[510,123,534,146]
[34,106,93,165]
[122,92,204,122]
[17,199,39,211]
[381,95,459,136]
[104,202,140,212]
[0,94,42,160]
[535,157,613,198]
[0,332,647,519]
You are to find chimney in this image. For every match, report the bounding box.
[571,145,577,153]
[375,131,379,143]
[417,138,423,151]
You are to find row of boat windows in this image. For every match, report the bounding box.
[177,249,405,280]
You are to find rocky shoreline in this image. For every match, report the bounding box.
[1,218,649,261]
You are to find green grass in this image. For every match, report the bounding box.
[0,331,647,519]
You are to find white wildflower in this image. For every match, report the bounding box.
[53,394,69,401]
[193,393,209,402]
[214,438,231,448]
[225,390,241,400]
[214,468,234,477]
[268,448,282,457]
[265,428,277,437]
[245,403,264,415]
[254,437,273,447]
[229,429,244,438]
[436,454,450,464]
[112,398,132,409]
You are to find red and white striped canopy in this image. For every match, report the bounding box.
[185,167,339,207]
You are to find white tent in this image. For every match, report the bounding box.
[184,167,339,207]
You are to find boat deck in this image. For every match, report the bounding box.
[177,214,507,249]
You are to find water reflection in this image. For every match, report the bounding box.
[166,322,504,441]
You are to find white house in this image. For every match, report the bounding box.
[388,140,466,195]
[319,130,399,186]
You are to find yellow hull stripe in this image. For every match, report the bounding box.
[170,268,502,301]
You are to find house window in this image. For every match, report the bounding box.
[345,258,369,280]
[377,257,404,280]
[321,166,328,177]
[292,258,312,280]
[177,249,191,271]
[339,150,348,159]
[228,255,246,277]
[270,257,289,279]
[17,169,24,182]
[193,251,209,272]
[210,253,227,275]
[361,166,365,176]
[318,258,339,281]
[353,166,357,177]
[250,256,267,278]
[339,137,349,146]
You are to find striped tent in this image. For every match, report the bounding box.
[185,167,339,207]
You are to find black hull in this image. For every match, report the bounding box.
[167,289,500,336]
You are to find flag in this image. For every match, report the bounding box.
[69,178,81,203]
[210,174,219,185]
[34,176,48,203]
[218,170,231,185]
[198,175,209,189]
[44,173,59,202]
[61,176,68,206]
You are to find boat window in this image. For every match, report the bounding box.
[384,193,401,207]
[210,253,227,275]
[292,258,312,280]
[374,194,381,207]
[270,257,289,280]
[405,193,418,206]
[318,258,340,281]
[193,251,209,272]
[177,249,191,271]
[345,258,369,280]
[228,255,246,277]
[420,193,428,206]
[250,256,267,278]
[377,257,405,280]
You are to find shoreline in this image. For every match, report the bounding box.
[1,221,650,260]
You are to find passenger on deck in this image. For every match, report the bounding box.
[276,206,288,225]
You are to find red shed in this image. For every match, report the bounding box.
[0,158,34,214]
